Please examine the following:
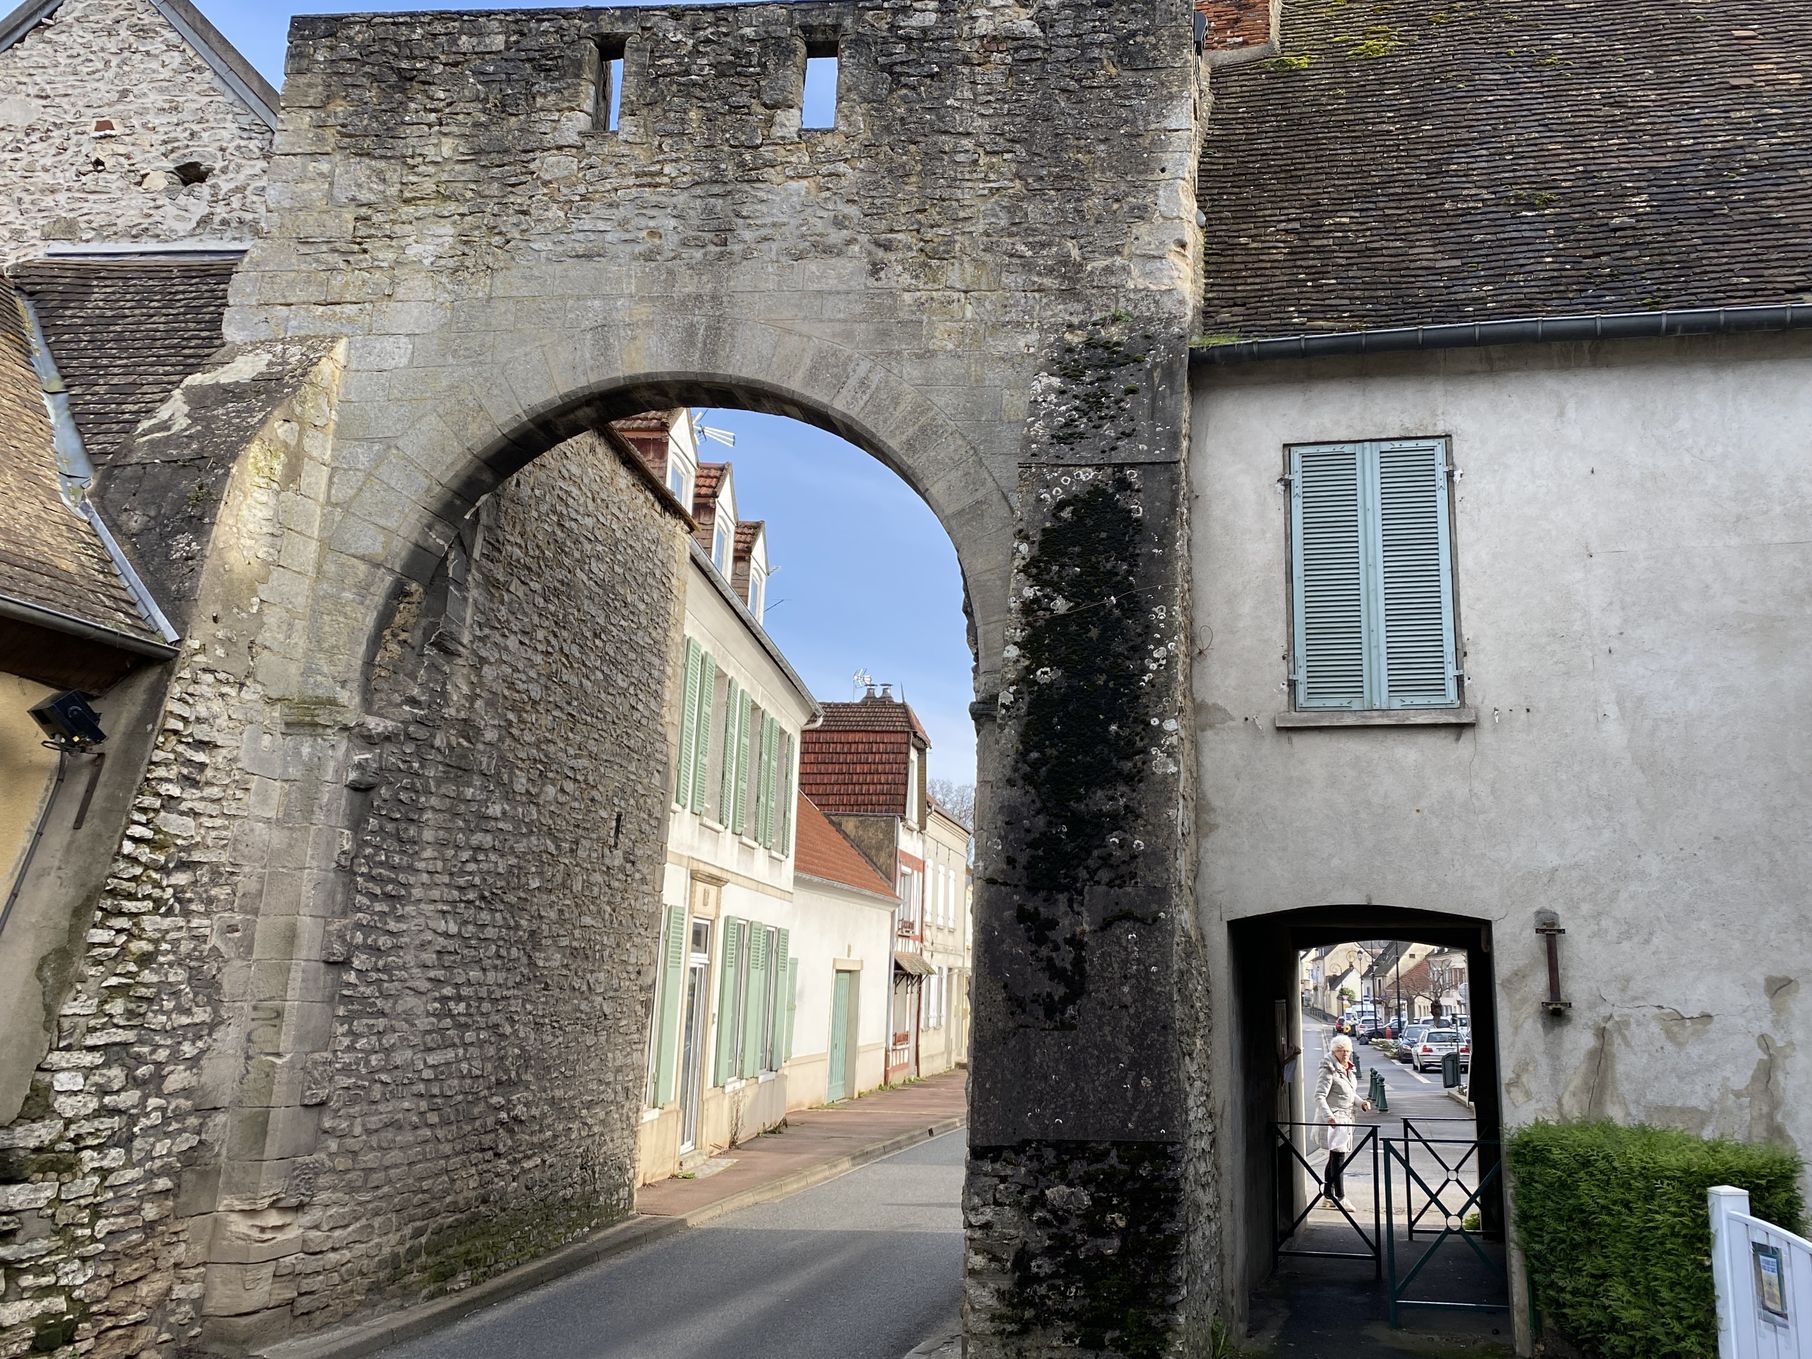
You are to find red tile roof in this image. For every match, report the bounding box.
[794,794,897,900]
[800,727,913,816]
[816,698,930,744]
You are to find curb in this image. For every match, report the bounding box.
[903,1320,963,1357]
[258,1115,967,1359]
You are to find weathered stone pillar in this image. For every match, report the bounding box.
[965,318,1210,1358]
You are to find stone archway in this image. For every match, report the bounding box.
[1,2,1221,1353]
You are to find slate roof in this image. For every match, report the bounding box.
[10,256,239,466]
[799,699,930,817]
[1198,0,1812,335]
[794,793,898,900]
[0,277,168,678]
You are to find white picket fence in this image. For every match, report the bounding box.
[1711,1185,1812,1358]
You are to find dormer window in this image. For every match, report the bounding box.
[713,519,733,574]
[748,567,766,623]
[668,462,691,505]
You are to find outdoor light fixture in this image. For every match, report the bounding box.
[1535,910,1571,1015]
[29,690,107,752]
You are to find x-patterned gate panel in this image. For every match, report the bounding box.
[1384,1134,1511,1326]
[1271,1121,1381,1277]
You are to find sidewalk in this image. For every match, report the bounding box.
[638,1069,968,1222]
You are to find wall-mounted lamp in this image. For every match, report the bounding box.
[1534,910,1571,1016]
[29,690,107,752]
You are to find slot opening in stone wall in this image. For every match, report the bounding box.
[802,39,840,130]
[594,36,626,133]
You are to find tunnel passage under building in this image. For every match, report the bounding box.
[1225,906,1507,1314]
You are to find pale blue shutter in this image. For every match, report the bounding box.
[1373,440,1459,708]
[691,653,716,814]
[756,715,775,848]
[676,639,701,804]
[719,678,742,821]
[1290,445,1368,709]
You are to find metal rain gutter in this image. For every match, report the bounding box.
[1191,304,1812,365]
[15,291,92,494]
[0,595,178,660]
[77,500,181,646]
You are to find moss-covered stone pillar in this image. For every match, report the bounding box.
[965,316,1211,1358]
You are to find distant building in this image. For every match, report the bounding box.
[919,798,973,1074]
[799,686,976,1084]
[790,793,898,1104]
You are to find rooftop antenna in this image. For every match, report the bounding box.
[851,668,874,700]
[698,426,736,449]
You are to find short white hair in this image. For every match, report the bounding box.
[1329,1034,1354,1054]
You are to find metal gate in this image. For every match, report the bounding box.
[1271,1121,1381,1276]
[1383,1128,1510,1325]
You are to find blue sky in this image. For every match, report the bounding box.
[203,3,977,783]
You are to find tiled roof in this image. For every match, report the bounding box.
[799,727,913,817]
[10,255,239,465]
[1198,0,1812,335]
[794,794,897,899]
[0,278,167,681]
[693,463,727,505]
[734,521,762,550]
[816,698,931,745]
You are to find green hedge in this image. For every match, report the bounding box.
[1507,1121,1805,1359]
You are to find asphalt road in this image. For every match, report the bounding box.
[378,1131,964,1359]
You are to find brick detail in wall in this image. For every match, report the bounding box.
[1195,0,1281,61]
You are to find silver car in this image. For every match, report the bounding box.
[1411,1028,1470,1073]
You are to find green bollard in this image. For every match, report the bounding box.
[1370,1069,1388,1113]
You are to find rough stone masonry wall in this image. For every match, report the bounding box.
[0,0,271,266]
[284,433,684,1329]
[0,342,343,1359]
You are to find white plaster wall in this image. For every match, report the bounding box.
[789,876,896,1100]
[0,0,271,264]
[1191,334,1812,1162]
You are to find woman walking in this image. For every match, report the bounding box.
[1314,1033,1372,1205]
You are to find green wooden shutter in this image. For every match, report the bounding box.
[760,716,780,848]
[781,955,797,1064]
[652,905,686,1106]
[732,691,753,835]
[777,732,795,856]
[714,917,742,1085]
[676,639,702,804]
[719,678,742,821]
[1374,440,1458,708]
[1290,445,1369,710]
[691,653,717,814]
[741,925,769,1077]
[753,713,771,847]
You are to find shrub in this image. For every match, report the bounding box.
[1507,1121,1805,1359]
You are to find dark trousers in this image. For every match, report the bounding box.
[1324,1148,1347,1200]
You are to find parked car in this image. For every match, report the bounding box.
[1411,1028,1472,1073]
[1396,1024,1432,1061]
[1361,1019,1399,1042]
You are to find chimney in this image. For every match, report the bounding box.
[879,683,894,701]
[864,683,878,700]
[1195,0,1281,66]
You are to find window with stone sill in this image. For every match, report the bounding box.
[1285,438,1466,718]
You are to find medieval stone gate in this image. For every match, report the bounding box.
[1,1,1270,1354]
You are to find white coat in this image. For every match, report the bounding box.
[1313,1053,1364,1153]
